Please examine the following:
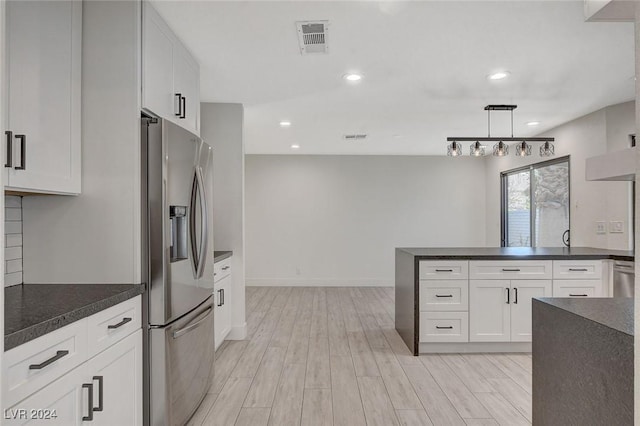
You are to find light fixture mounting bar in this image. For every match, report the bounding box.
[484,105,517,111]
[446,137,554,142]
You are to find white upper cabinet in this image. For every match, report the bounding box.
[142,1,200,135]
[5,0,82,194]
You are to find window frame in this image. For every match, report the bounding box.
[500,155,571,247]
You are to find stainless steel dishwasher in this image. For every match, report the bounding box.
[613,260,635,297]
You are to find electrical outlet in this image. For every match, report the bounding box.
[609,221,624,233]
[596,221,607,234]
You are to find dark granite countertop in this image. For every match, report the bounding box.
[5,283,145,351]
[535,297,634,336]
[214,251,233,263]
[397,246,634,261]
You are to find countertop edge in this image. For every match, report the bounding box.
[5,284,145,351]
[214,251,233,263]
[533,298,634,337]
[396,247,633,261]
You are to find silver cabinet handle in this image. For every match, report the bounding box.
[569,294,588,297]
[29,350,69,369]
[435,269,453,272]
[435,326,453,329]
[172,306,213,339]
[506,288,510,304]
[568,268,588,272]
[435,294,453,298]
[222,266,230,271]
[502,268,520,272]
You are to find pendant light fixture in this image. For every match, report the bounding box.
[516,141,531,156]
[446,105,554,157]
[540,140,555,157]
[447,141,462,156]
[493,141,509,156]
[470,141,485,157]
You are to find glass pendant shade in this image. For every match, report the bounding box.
[516,141,531,157]
[540,141,555,157]
[492,141,509,157]
[470,141,485,157]
[447,141,462,156]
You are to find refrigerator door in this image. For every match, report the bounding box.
[149,296,214,426]
[146,118,214,325]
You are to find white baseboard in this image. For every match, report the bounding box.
[227,322,247,340]
[245,278,393,287]
[419,342,532,353]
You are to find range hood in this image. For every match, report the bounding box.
[585,147,636,181]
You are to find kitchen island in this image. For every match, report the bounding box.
[532,297,633,424]
[395,247,633,355]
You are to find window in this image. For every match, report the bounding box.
[501,157,570,247]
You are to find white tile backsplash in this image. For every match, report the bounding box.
[5,195,22,287]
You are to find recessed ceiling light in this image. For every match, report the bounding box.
[343,73,362,82]
[527,121,540,126]
[279,121,292,127]
[291,144,300,149]
[487,71,510,81]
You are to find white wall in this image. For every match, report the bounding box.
[22,0,143,284]
[201,103,246,339]
[485,101,635,250]
[245,155,487,286]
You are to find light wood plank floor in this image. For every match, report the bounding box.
[189,287,532,426]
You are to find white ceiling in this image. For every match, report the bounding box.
[152,1,635,155]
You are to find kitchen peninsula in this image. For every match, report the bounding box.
[395,247,634,355]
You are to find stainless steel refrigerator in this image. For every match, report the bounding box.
[141,116,215,426]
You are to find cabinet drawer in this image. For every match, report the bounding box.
[213,258,231,283]
[4,320,88,408]
[553,279,604,297]
[419,261,468,280]
[553,260,602,280]
[87,296,142,358]
[419,280,469,311]
[419,312,469,343]
[469,261,552,280]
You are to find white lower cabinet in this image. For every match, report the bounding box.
[469,279,551,343]
[82,330,142,425]
[213,257,233,351]
[6,330,142,425]
[4,298,142,425]
[214,275,231,350]
[510,280,552,342]
[420,312,469,342]
[5,362,85,425]
[553,279,604,298]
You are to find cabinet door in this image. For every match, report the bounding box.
[83,330,142,426]
[510,280,552,342]
[5,363,85,425]
[214,275,232,350]
[553,279,604,298]
[142,1,176,120]
[6,0,81,194]
[173,43,200,135]
[469,280,510,342]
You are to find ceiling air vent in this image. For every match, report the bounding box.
[344,134,367,141]
[296,21,329,55]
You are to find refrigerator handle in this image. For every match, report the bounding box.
[195,166,208,278]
